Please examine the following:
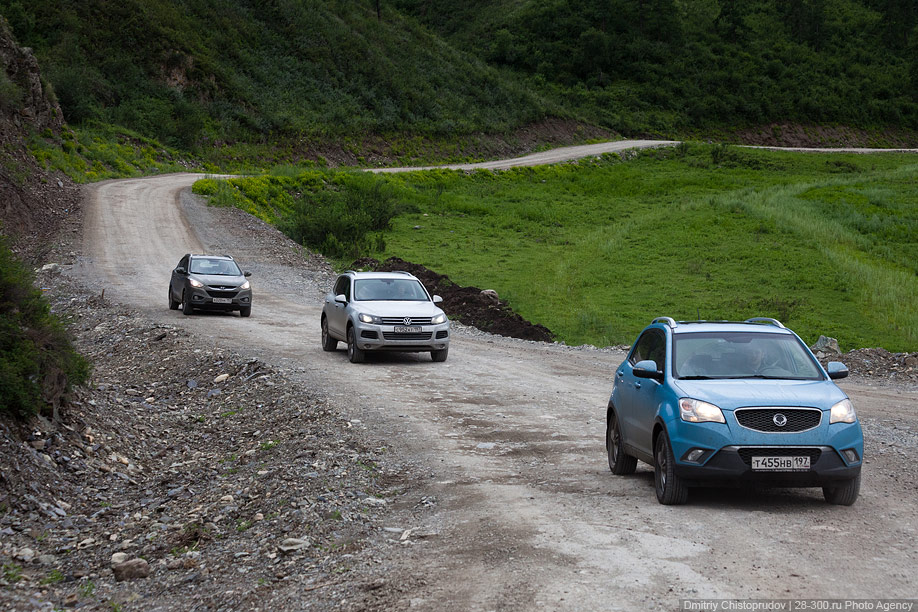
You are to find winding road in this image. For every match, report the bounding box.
[79,141,918,610]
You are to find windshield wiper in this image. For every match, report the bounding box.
[678,375,718,380]
[734,374,786,379]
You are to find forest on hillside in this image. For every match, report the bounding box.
[1,0,916,149]
[396,0,918,133]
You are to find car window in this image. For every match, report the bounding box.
[673,331,823,379]
[630,330,666,371]
[190,258,240,275]
[354,279,428,301]
[334,276,351,301]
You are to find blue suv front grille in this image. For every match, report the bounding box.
[735,408,822,433]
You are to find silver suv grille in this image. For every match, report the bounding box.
[380,317,433,326]
[735,407,822,433]
[383,332,433,341]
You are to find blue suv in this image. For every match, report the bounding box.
[606,317,863,505]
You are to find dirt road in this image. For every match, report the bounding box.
[79,142,918,610]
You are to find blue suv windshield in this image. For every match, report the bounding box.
[673,331,824,380]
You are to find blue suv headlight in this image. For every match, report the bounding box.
[679,398,725,424]
[830,399,856,424]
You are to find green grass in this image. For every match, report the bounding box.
[369,145,918,351]
[29,124,198,183]
[193,145,918,351]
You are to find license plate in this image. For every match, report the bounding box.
[393,326,422,333]
[212,297,232,304]
[752,456,810,471]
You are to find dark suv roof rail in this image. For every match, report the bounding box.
[652,316,677,328]
[744,317,785,328]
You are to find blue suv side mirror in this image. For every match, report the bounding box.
[633,359,663,381]
[826,361,849,379]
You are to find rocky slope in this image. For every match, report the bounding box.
[0,16,79,262]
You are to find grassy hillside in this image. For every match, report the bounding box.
[196,146,918,351]
[3,0,917,159]
[0,0,557,151]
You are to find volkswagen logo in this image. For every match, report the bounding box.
[403,317,412,326]
[773,413,788,427]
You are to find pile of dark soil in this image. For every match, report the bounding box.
[351,257,554,343]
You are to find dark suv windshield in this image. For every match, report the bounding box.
[190,258,241,276]
[674,331,823,380]
[354,278,428,301]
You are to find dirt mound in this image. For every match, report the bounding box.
[822,347,918,382]
[351,257,554,343]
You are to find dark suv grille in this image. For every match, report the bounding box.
[737,447,822,466]
[206,290,238,299]
[735,408,821,433]
[381,317,433,326]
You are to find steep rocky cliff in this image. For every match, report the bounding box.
[0,15,78,262]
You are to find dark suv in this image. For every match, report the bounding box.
[168,254,252,317]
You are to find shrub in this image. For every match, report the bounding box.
[0,71,23,111]
[280,174,400,259]
[0,237,90,420]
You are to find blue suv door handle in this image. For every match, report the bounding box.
[634,382,641,389]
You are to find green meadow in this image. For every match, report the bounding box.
[196,145,918,351]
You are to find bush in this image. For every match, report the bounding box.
[0,71,23,111]
[0,238,90,420]
[280,174,399,260]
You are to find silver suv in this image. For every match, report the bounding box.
[321,271,450,363]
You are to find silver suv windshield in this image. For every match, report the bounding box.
[354,278,428,301]
[674,331,824,380]
[190,258,241,276]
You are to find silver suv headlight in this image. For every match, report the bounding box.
[830,399,856,423]
[431,313,447,325]
[679,398,725,423]
[358,313,382,324]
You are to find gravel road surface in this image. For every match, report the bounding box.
[75,142,918,610]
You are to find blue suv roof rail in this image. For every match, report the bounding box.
[652,316,677,328]
[744,317,786,328]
